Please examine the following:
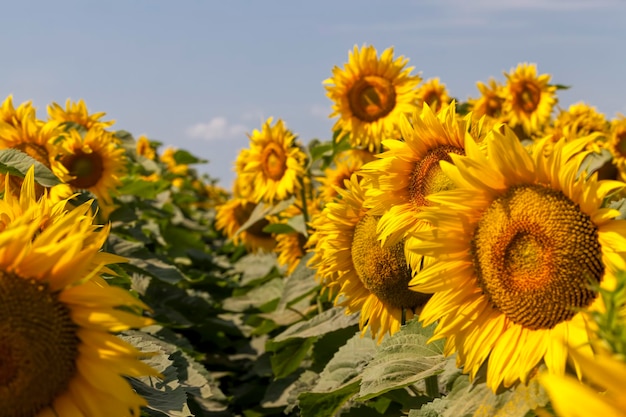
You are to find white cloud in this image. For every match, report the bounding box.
[186,117,248,141]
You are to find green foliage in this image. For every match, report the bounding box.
[0,148,61,186]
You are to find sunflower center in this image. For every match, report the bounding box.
[486,95,503,117]
[471,184,603,330]
[62,150,104,189]
[351,214,430,309]
[0,271,79,415]
[410,145,465,209]
[261,142,287,181]
[348,76,397,122]
[422,90,442,111]
[514,81,542,114]
[13,143,50,167]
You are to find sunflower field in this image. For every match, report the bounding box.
[3,44,626,417]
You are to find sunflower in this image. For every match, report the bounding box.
[551,102,608,143]
[48,98,114,130]
[0,167,159,416]
[160,147,188,176]
[136,135,156,160]
[324,45,422,152]
[604,115,626,180]
[317,149,376,202]
[407,126,626,391]
[540,348,626,417]
[55,126,127,205]
[503,63,557,136]
[468,78,505,119]
[242,117,306,204]
[417,78,451,113]
[215,198,276,253]
[308,174,430,342]
[360,103,474,272]
[0,95,36,127]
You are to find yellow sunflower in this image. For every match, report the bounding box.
[324,45,422,152]
[308,174,430,342]
[48,98,115,130]
[215,198,276,253]
[55,126,127,205]
[551,102,608,142]
[503,63,557,135]
[317,149,376,202]
[360,103,474,272]
[0,167,159,416]
[136,135,156,160]
[469,78,505,119]
[0,95,36,127]
[408,126,626,391]
[417,78,451,113]
[243,117,307,204]
[540,348,626,417]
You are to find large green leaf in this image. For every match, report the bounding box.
[222,277,284,313]
[313,332,376,392]
[273,307,360,342]
[358,320,446,400]
[409,372,549,417]
[234,252,280,286]
[298,380,361,417]
[0,148,61,186]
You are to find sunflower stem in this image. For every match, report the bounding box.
[425,375,439,398]
[401,307,407,326]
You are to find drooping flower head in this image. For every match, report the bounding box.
[416,78,451,113]
[324,45,422,152]
[503,63,557,135]
[360,103,474,272]
[551,102,608,142]
[243,117,307,204]
[607,115,626,181]
[55,126,127,205]
[48,98,115,130]
[0,167,159,416]
[408,127,626,391]
[215,198,276,253]
[308,175,431,342]
[136,135,156,160]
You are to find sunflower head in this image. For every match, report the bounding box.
[55,127,127,205]
[136,135,156,160]
[417,78,451,113]
[408,125,626,390]
[469,78,505,119]
[0,167,158,416]
[0,95,36,127]
[48,99,115,130]
[243,117,307,204]
[503,63,557,136]
[551,102,608,142]
[317,149,376,202]
[215,198,276,253]
[160,147,189,176]
[324,45,422,152]
[308,174,430,342]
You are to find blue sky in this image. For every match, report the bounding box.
[1,0,625,187]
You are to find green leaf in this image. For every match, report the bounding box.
[314,332,376,392]
[173,149,207,164]
[270,337,315,379]
[0,148,61,186]
[273,307,360,343]
[263,223,297,234]
[310,142,334,161]
[236,197,296,235]
[358,320,446,400]
[222,277,284,313]
[608,197,626,220]
[298,380,361,417]
[122,330,227,416]
[118,177,169,199]
[409,372,549,417]
[275,253,319,311]
[287,214,308,236]
[234,252,280,286]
